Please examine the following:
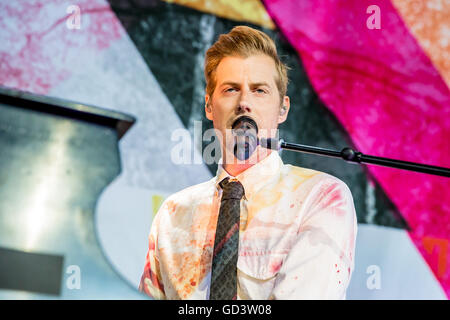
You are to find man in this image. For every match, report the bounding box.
[139,26,357,300]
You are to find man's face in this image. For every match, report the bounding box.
[205,54,290,160]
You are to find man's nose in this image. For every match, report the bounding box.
[236,90,252,114]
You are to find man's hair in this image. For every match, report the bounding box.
[204,25,289,105]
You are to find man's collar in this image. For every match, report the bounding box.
[215,150,283,200]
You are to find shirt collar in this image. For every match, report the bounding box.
[215,150,283,200]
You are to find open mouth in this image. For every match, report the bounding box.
[231,116,258,161]
[231,116,258,133]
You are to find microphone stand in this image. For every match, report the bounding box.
[267,139,450,178]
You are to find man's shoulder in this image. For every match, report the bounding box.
[282,162,321,177]
[281,163,356,225]
[161,178,215,208]
[281,162,351,193]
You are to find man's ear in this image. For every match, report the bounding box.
[278,96,290,124]
[205,94,213,120]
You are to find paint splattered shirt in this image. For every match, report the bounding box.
[139,151,357,299]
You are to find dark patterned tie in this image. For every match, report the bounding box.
[209,177,245,300]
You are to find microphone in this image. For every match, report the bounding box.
[231,116,258,161]
[258,137,450,177]
[258,137,281,151]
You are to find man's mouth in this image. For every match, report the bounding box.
[231,116,258,161]
[231,116,258,133]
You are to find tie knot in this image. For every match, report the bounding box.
[219,177,245,200]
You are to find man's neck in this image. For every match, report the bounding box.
[222,148,273,177]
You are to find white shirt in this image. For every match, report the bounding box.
[139,151,357,299]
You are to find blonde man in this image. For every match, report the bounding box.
[139,26,357,300]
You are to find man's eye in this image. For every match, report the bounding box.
[255,88,266,93]
[225,88,236,92]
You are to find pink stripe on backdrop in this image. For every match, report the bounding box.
[0,0,123,94]
[263,0,450,297]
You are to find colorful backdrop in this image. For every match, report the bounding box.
[1,0,448,299]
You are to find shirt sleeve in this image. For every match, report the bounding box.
[138,204,166,300]
[269,177,358,299]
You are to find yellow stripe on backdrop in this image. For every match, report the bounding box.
[152,194,165,218]
[392,0,450,89]
[162,0,275,29]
